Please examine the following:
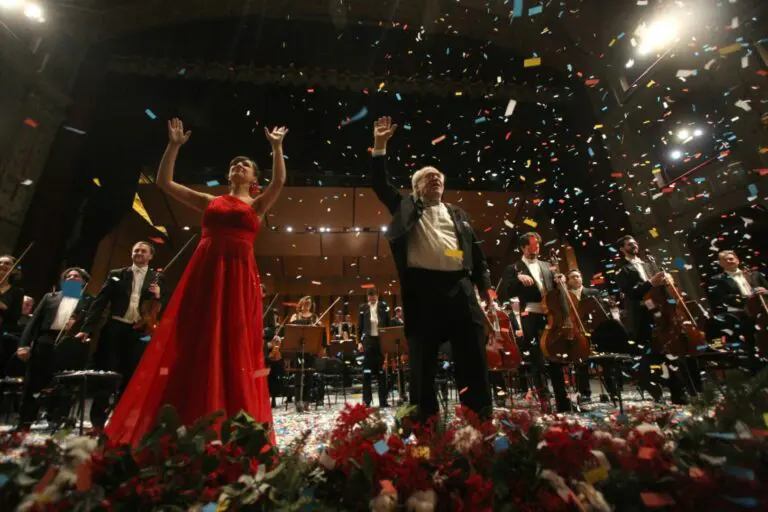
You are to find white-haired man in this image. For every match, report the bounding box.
[369,116,494,422]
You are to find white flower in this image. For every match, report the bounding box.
[406,489,437,512]
[453,425,482,455]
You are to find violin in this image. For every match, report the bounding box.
[539,251,591,363]
[268,337,283,361]
[485,307,522,370]
[643,255,706,356]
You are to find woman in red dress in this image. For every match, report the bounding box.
[104,118,287,446]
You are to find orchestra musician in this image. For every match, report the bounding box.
[502,232,570,412]
[391,306,404,326]
[369,116,493,421]
[0,254,25,377]
[708,250,768,373]
[16,268,93,428]
[357,288,391,407]
[75,241,162,428]
[285,296,325,408]
[615,235,688,404]
[262,285,283,408]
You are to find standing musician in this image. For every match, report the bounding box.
[503,232,571,412]
[708,250,768,373]
[16,268,93,428]
[357,287,391,408]
[261,284,283,408]
[369,116,494,422]
[75,241,162,428]
[0,254,25,377]
[615,235,688,404]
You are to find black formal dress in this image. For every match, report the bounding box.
[616,259,687,402]
[0,284,24,378]
[371,153,492,421]
[80,266,162,428]
[358,301,391,407]
[708,269,768,373]
[286,314,325,406]
[503,259,570,412]
[17,292,93,427]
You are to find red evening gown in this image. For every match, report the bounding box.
[104,195,274,446]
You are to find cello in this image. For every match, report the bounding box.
[539,251,592,364]
[486,305,522,370]
[643,255,706,356]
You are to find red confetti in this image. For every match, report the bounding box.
[23,118,38,128]
[610,172,623,178]
[148,236,165,244]
[360,284,376,289]
[431,135,447,145]
[585,79,600,86]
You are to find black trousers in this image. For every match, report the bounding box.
[18,335,70,427]
[362,336,388,406]
[520,313,570,412]
[90,320,146,428]
[576,361,620,399]
[404,270,491,422]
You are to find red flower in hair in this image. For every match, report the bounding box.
[250,181,261,196]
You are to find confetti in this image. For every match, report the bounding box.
[144,109,157,120]
[523,218,538,228]
[504,99,517,116]
[649,228,659,238]
[523,57,541,68]
[23,118,38,128]
[444,248,464,259]
[431,135,447,145]
[63,125,86,135]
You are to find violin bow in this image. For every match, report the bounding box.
[313,297,341,326]
[0,242,33,286]
[153,234,199,280]
[263,292,280,315]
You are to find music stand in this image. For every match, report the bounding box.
[282,324,324,412]
[379,326,408,404]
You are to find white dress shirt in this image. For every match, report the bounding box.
[114,265,148,324]
[50,296,79,331]
[407,201,463,271]
[368,301,380,337]
[725,269,752,297]
[625,256,650,282]
[522,257,546,314]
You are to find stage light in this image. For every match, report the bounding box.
[183,226,190,231]
[670,149,683,160]
[23,3,44,22]
[0,0,21,8]
[693,128,703,137]
[353,227,361,232]
[677,129,690,140]
[635,17,678,55]
[380,226,388,232]
[286,226,293,232]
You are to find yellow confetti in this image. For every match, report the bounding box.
[535,178,547,185]
[594,124,603,129]
[524,57,541,68]
[444,248,464,259]
[608,38,616,47]
[652,168,661,174]
[646,80,656,88]
[93,178,102,187]
[719,43,742,55]
[584,467,609,484]
[378,82,386,91]
[763,413,768,427]
[649,228,659,238]
[523,218,538,228]
[455,91,463,96]
[411,446,430,459]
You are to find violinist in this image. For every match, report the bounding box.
[0,254,25,377]
[357,288,391,408]
[76,241,162,428]
[285,296,325,408]
[615,235,687,404]
[503,232,570,412]
[16,267,93,428]
[261,285,283,408]
[708,250,768,373]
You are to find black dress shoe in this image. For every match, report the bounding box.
[599,394,610,403]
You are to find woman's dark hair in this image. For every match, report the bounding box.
[229,156,260,177]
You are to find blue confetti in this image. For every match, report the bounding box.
[374,440,389,455]
[494,437,509,452]
[178,68,187,76]
[474,116,488,124]
[705,432,737,440]
[395,93,402,101]
[145,109,157,120]
[673,256,686,270]
[202,504,217,512]
[341,107,369,127]
[588,147,595,157]
[747,183,758,197]
[528,5,543,16]
[512,0,523,18]
[723,496,758,508]
[140,335,152,343]
[723,466,755,481]
[0,474,7,488]
[206,180,220,187]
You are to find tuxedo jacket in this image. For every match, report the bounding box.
[371,155,492,334]
[502,259,557,313]
[615,260,655,338]
[574,286,600,299]
[263,306,278,341]
[19,292,94,348]
[81,267,162,333]
[0,285,24,334]
[358,301,391,343]
[331,322,356,340]
[708,270,768,314]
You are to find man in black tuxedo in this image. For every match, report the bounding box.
[369,116,493,421]
[503,232,570,412]
[357,288,391,407]
[615,235,687,404]
[16,267,93,428]
[708,250,768,372]
[76,241,161,428]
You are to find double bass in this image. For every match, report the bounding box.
[485,306,522,370]
[643,255,706,356]
[539,251,591,363]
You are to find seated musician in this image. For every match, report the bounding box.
[357,288,391,408]
[331,310,345,340]
[284,296,325,409]
[391,306,404,326]
[708,250,768,373]
[615,235,687,404]
[16,268,93,428]
[343,313,357,340]
[565,269,620,404]
[502,232,571,412]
